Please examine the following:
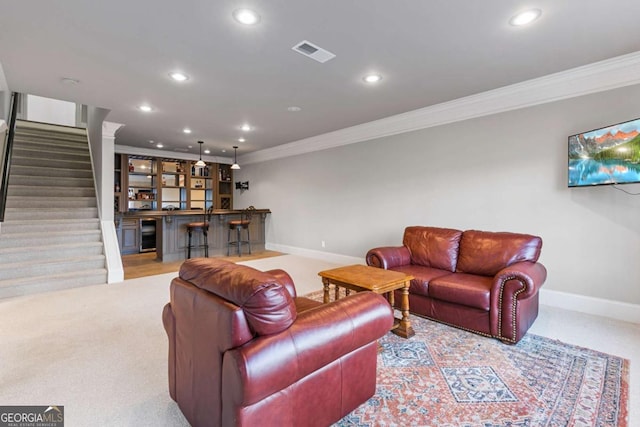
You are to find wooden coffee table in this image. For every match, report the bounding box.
[318,264,415,338]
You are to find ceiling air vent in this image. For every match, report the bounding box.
[292,40,335,63]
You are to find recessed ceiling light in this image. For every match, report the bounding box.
[156,143,164,148]
[204,149,211,154]
[183,128,192,134]
[138,105,153,112]
[222,149,227,153]
[363,74,382,84]
[509,9,542,26]
[169,72,189,82]
[238,137,246,142]
[233,8,260,25]
[287,106,302,112]
[148,140,155,144]
[240,123,252,132]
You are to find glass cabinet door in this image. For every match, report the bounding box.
[160,160,187,210]
[127,158,157,211]
[189,161,214,209]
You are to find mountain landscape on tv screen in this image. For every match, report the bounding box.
[568,118,640,186]
[569,126,640,161]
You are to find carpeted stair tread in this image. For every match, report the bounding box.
[5,196,97,208]
[9,164,93,179]
[8,175,94,187]
[10,159,92,172]
[0,229,101,248]
[12,151,90,164]
[12,145,90,159]
[3,207,98,220]
[15,119,87,135]
[9,157,91,170]
[14,133,88,144]
[0,255,106,280]
[7,185,96,197]
[12,135,90,147]
[0,242,104,263]
[0,240,103,253]
[0,218,100,233]
[13,135,90,147]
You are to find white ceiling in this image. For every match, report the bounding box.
[1,1,640,161]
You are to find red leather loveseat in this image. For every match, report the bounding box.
[366,226,547,343]
[162,258,393,427]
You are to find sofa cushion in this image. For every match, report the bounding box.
[456,230,542,277]
[403,226,463,272]
[391,265,451,297]
[428,273,493,311]
[179,258,297,336]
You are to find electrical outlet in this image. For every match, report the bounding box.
[321,240,325,248]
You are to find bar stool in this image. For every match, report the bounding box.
[186,206,213,259]
[227,206,255,256]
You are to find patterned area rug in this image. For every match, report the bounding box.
[303,291,630,427]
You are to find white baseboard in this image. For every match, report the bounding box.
[266,243,364,265]
[539,288,640,325]
[268,242,640,325]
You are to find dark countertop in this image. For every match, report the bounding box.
[119,208,271,218]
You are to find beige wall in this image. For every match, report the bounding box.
[235,83,640,306]
[25,94,76,127]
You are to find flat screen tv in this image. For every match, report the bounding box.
[568,117,640,187]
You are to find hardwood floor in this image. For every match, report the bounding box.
[122,250,285,280]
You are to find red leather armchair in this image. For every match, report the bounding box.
[162,258,393,427]
[366,226,547,343]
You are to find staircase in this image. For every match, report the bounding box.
[0,120,107,298]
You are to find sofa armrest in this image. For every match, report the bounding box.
[222,292,393,406]
[265,268,297,298]
[490,261,547,342]
[366,246,410,269]
[493,261,547,301]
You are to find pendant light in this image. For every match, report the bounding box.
[195,140,206,167]
[231,146,240,170]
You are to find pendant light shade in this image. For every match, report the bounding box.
[231,145,240,170]
[195,140,206,167]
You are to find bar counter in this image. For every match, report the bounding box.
[116,208,270,262]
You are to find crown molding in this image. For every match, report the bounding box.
[241,50,640,165]
[115,143,232,164]
[102,121,124,138]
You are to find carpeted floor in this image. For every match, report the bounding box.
[299,292,629,426]
[0,255,636,426]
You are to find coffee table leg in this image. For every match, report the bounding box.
[393,279,415,338]
[322,278,330,304]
